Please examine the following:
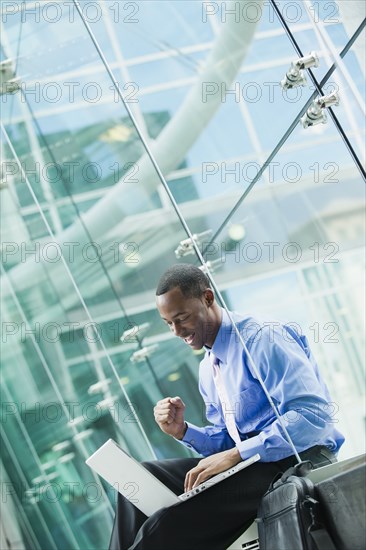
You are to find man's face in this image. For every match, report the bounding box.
[156,286,219,350]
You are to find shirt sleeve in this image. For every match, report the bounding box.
[236,327,340,462]
[176,421,236,456]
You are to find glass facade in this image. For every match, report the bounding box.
[0,1,365,548]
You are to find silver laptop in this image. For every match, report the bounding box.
[86,439,260,516]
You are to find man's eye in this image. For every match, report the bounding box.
[178,316,189,323]
[165,315,190,326]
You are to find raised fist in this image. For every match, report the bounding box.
[153,396,187,439]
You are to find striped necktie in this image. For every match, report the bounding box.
[210,352,241,445]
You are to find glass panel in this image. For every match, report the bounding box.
[1,1,365,549]
[269,0,365,168]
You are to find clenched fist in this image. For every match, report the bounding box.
[153,396,187,439]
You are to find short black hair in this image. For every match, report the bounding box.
[156,263,211,299]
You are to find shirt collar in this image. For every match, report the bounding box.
[205,307,232,365]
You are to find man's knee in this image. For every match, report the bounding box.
[140,459,179,475]
[142,458,199,472]
[141,460,156,471]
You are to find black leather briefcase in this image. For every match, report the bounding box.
[256,461,336,550]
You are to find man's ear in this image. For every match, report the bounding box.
[204,289,214,307]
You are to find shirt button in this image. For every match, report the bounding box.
[190,439,195,445]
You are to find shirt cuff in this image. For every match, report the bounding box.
[175,422,208,454]
[236,434,264,461]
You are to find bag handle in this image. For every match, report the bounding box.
[281,459,313,481]
[271,460,313,488]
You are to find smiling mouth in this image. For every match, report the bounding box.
[184,333,195,345]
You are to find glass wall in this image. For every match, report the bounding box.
[1,1,365,548]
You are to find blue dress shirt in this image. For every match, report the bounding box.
[180,308,345,461]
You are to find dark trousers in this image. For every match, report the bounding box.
[109,446,336,550]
